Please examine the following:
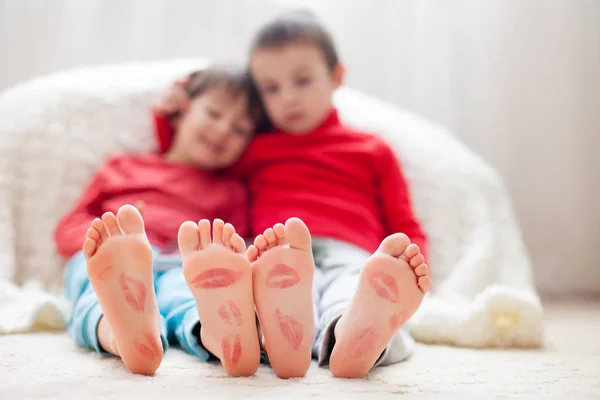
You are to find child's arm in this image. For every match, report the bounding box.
[376,140,428,260]
[54,165,109,259]
[153,75,192,153]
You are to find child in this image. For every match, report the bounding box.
[55,66,265,376]
[158,11,433,380]
[242,10,432,379]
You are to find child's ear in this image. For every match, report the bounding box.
[332,64,345,89]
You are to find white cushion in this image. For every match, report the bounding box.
[0,59,543,347]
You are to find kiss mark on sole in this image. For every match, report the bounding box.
[221,334,242,366]
[389,311,408,332]
[368,271,400,303]
[276,308,303,349]
[218,300,243,326]
[191,268,243,289]
[349,327,378,358]
[96,265,113,281]
[119,273,146,312]
[134,332,161,360]
[266,264,300,289]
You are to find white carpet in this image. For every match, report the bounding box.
[0,301,598,399]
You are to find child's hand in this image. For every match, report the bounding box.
[154,77,191,117]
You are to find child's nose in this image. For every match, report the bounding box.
[281,87,298,105]
[213,121,231,140]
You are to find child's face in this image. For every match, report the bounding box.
[170,87,254,169]
[251,42,343,134]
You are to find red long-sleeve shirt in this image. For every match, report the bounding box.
[236,108,427,257]
[54,152,248,258]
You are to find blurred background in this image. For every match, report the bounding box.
[0,0,598,298]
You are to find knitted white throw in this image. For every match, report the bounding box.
[0,59,543,347]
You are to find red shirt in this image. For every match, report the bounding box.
[54,153,248,258]
[237,109,427,257]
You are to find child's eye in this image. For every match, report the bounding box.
[296,77,311,87]
[233,125,249,137]
[207,107,221,119]
[262,85,279,94]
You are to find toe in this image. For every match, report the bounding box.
[83,238,98,259]
[102,212,121,236]
[117,205,145,234]
[92,218,109,242]
[178,221,200,256]
[418,275,432,293]
[198,219,211,249]
[263,228,277,248]
[409,253,425,268]
[284,217,311,250]
[377,233,410,258]
[414,263,429,277]
[273,223,286,245]
[403,243,420,260]
[212,219,225,244]
[254,234,268,253]
[222,223,235,250]
[230,233,246,254]
[246,245,259,262]
[86,227,100,242]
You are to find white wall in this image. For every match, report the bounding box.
[1,0,598,295]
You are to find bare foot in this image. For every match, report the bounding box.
[329,233,431,378]
[84,205,162,375]
[247,218,315,379]
[179,219,260,377]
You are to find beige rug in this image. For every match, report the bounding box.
[1,301,598,399]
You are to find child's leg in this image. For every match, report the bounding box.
[178,219,260,377]
[315,235,431,378]
[154,266,213,362]
[247,218,315,379]
[82,205,164,375]
[64,251,110,354]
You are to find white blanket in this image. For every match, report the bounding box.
[0,59,544,347]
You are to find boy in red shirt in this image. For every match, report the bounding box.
[158,11,433,379]
[56,66,265,376]
[243,10,431,378]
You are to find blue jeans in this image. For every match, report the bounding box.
[63,249,212,361]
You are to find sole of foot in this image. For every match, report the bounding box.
[329,233,431,378]
[179,218,260,377]
[84,205,162,375]
[247,217,315,379]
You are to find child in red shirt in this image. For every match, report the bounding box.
[56,66,265,376]
[157,11,433,380]
[242,10,432,378]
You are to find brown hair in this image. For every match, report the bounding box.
[170,65,265,128]
[249,9,340,71]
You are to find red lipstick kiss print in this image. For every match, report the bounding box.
[266,264,300,289]
[218,300,243,327]
[349,327,378,358]
[389,311,408,332]
[276,308,303,350]
[368,271,400,303]
[191,268,242,289]
[134,332,161,360]
[96,265,113,281]
[119,273,146,313]
[221,334,242,366]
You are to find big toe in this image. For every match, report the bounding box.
[178,221,200,256]
[117,205,145,234]
[285,218,311,251]
[377,233,410,258]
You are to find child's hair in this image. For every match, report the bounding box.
[249,9,339,71]
[172,65,264,125]
[159,65,269,152]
